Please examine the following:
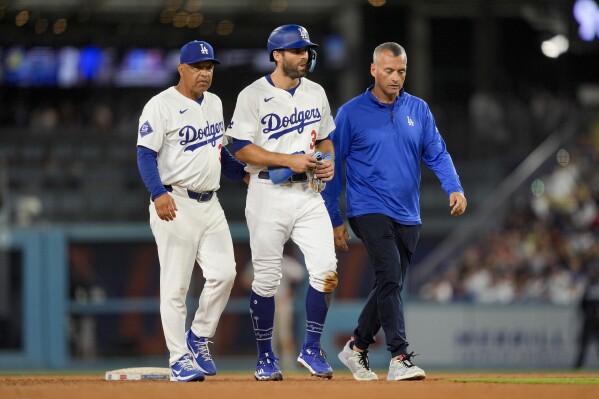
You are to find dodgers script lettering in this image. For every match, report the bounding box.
[261,107,321,140]
[178,121,224,152]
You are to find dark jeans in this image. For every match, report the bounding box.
[349,214,421,357]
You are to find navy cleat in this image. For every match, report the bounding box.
[170,354,204,382]
[297,343,333,379]
[254,352,283,381]
[186,330,217,375]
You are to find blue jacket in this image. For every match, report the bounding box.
[322,86,464,227]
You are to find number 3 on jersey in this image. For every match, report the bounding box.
[310,130,317,149]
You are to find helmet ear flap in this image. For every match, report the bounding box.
[307,48,317,73]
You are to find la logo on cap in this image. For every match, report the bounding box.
[299,27,309,40]
[179,40,221,64]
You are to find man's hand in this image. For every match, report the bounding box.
[314,157,334,182]
[154,193,178,221]
[286,153,318,173]
[333,224,351,251]
[449,192,467,216]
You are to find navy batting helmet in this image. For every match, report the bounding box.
[267,24,318,72]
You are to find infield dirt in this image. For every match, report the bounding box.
[1,372,598,399]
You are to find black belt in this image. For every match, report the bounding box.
[164,185,214,202]
[258,171,308,182]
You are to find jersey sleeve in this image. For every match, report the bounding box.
[226,88,259,142]
[137,97,167,152]
[317,88,335,140]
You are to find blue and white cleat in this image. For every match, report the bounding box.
[186,330,217,375]
[297,343,333,379]
[170,354,204,382]
[254,352,283,381]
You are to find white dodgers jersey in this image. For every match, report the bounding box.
[137,87,226,192]
[226,77,335,174]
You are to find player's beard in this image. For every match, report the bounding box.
[282,58,306,79]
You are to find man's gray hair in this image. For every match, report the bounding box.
[373,42,406,63]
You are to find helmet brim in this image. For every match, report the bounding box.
[269,40,318,62]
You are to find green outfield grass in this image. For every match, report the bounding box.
[447,377,599,385]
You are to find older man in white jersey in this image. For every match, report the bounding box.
[136,40,246,382]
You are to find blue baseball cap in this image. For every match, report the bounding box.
[179,40,221,65]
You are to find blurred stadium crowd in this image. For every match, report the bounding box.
[419,124,599,304]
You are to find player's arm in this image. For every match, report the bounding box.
[233,142,318,173]
[137,146,177,221]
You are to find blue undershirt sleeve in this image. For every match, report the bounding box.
[221,146,247,180]
[137,146,167,201]
[231,138,252,154]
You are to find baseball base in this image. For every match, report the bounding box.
[105,367,170,381]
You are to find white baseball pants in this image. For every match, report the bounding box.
[245,174,337,297]
[149,191,236,366]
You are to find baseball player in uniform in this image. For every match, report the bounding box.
[226,24,338,381]
[136,40,246,382]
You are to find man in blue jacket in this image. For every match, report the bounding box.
[322,42,467,381]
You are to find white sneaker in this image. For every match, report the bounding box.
[387,353,426,381]
[337,339,378,381]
